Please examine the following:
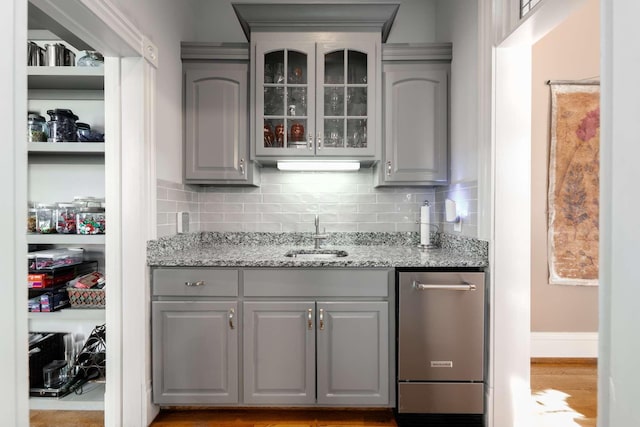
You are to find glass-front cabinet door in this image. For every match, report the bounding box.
[255,39,376,159]
[256,43,316,157]
[316,43,376,157]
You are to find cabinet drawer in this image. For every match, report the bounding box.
[243,269,389,297]
[152,268,238,297]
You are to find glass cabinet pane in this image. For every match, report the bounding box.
[264,119,285,148]
[347,50,367,84]
[325,87,344,117]
[324,50,344,84]
[287,87,307,117]
[347,87,367,116]
[324,119,344,148]
[264,51,285,84]
[288,119,307,148]
[347,119,367,148]
[264,87,284,116]
[288,51,307,84]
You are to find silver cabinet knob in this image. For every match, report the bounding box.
[386,161,392,176]
[185,281,205,287]
[319,308,325,330]
[239,158,245,175]
[307,308,313,330]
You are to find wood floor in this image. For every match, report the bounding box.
[30,358,597,427]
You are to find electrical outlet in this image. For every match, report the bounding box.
[176,211,189,234]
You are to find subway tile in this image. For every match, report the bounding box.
[201,222,244,232]
[339,193,376,203]
[259,184,282,194]
[156,213,168,225]
[223,212,261,222]
[177,201,199,213]
[156,224,175,238]
[322,223,358,232]
[263,193,303,204]
[156,187,168,200]
[199,212,224,222]
[357,222,396,232]
[198,192,224,203]
[201,202,242,213]
[376,192,416,203]
[263,212,301,224]
[282,203,320,213]
[377,212,414,223]
[224,193,263,203]
[358,203,403,213]
[397,222,421,232]
[157,200,177,213]
[242,222,283,232]
[357,184,374,193]
[302,213,338,224]
[336,212,377,223]
[317,204,357,214]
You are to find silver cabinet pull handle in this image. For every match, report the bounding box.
[307,308,313,330]
[317,132,323,150]
[386,161,392,176]
[308,133,314,150]
[229,308,235,329]
[413,281,476,291]
[185,281,205,287]
[239,158,245,175]
[319,308,325,330]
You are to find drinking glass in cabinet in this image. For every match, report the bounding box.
[324,119,344,148]
[325,87,344,117]
[347,119,367,148]
[347,50,368,84]
[324,50,345,84]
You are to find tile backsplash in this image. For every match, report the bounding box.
[157,169,478,239]
[435,180,478,238]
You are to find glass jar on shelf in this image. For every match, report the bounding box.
[27,203,37,233]
[35,203,56,234]
[46,109,78,142]
[76,207,106,235]
[55,202,78,234]
[28,113,48,142]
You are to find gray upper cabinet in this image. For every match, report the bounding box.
[182,43,257,185]
[376,44,452,186]
[152,300,238,405]
[253,35,379,162]
[316,301,389,405]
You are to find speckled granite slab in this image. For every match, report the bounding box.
[147,232,488,269]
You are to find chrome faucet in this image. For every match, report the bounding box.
[313,214,328,249]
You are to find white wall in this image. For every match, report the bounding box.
[193,0,438,43]
[108,0,196,184]
[599,1,640,425]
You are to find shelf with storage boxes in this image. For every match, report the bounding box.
[26,30,107,411]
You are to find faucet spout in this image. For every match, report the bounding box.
[313,214,327,249]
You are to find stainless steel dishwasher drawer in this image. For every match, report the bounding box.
[398,383,484,414]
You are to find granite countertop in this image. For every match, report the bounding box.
[147,232,488,269]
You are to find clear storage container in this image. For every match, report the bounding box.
[27,204,37,233]
[55,202,78,234]
[76,207,106,234]
[33,248,84,270]
[36,203,56,234]
[46,109,78,142]
[28,113,48,142]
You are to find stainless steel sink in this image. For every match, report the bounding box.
[284,249,348,259]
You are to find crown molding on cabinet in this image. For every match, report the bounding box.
[382,43,453,62]
[181,42,250,61]
[232,2,400,42]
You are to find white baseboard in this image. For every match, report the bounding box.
[531,332,598,358]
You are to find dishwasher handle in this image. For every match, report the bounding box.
[413,281,476,291]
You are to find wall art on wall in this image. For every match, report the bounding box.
[548,81,600,286]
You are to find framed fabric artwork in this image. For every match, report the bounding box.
[548,81,600,286]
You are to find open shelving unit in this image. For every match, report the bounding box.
[27,34,107,413]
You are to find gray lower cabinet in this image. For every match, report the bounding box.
[316,301,389,405]
[243,301,316,405]
[376,44,452,186]
[243,300,389,406]
[152,300,238,404]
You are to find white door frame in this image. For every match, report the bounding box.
[2,0,157,425]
